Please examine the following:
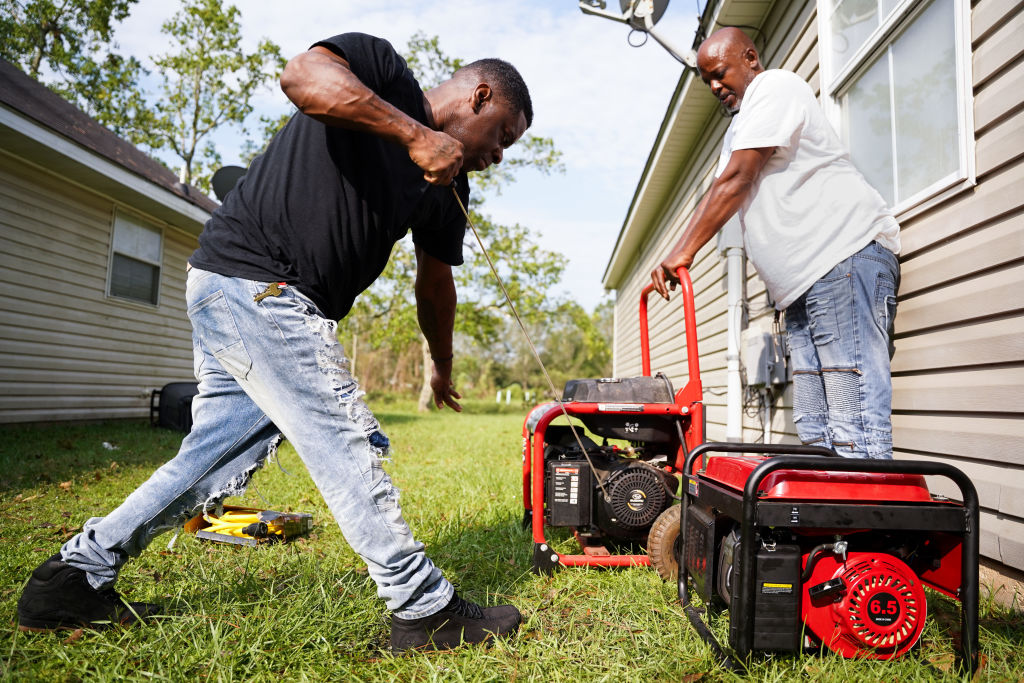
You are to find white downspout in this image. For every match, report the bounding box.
[612,294,619,377]
[717,217,746,442]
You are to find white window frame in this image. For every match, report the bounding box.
[816,0,975,221]
[106,207,164,308]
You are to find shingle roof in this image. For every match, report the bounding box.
[0,58,218,214]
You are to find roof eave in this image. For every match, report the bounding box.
[1,105,211,234]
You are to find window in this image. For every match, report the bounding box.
[818,0,973,211]
[108,210,162,306]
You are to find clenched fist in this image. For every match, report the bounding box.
[409,129,464,186]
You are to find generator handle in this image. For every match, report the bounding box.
[734,455,980,673]
[682,441,839,478]
[640,267,700,383]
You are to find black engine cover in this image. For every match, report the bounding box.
[561,375,680,444]
[544,448,672,541]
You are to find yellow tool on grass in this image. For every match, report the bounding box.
[186,506,313,547]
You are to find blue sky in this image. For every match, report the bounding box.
[115,0,700,311]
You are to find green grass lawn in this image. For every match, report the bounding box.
[1,401,1021,682]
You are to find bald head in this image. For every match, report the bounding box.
[697,27,758,65]
[696,28,763,114]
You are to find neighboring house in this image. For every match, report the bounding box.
[602,0,1024,584]
[0,59,216,423]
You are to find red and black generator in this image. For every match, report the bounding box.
[679,442,979,671]
[521,269,704,571]
[520,268,979,672]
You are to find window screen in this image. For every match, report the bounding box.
[109,211,162,305]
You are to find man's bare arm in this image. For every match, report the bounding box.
[414,245,462,411]
[281,46,462,185]
[651,146,775,299]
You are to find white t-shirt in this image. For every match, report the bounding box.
[715,69,900,310]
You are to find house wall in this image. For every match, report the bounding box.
[0,150,197,423]
[610,0,1024,571]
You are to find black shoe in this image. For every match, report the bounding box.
[390,593,521,653]
[15,553,160,632]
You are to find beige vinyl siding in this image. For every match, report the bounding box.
[0,150,196,423]
[607,0,1024,571]
[888,0,1024,570]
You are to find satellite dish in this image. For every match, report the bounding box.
[580,0,696,70]
[619,0,668,30]
[211,165,246,201]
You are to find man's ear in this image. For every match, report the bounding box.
[471,84,492,113]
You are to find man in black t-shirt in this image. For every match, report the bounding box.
[18,33,532,653]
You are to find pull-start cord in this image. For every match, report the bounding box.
[451,188,610,500]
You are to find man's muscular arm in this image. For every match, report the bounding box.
[281,46,462,185]
[414,245,462,411]
[651,146,775,299]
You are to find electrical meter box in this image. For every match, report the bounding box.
[741,328,788,387]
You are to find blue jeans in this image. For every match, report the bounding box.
[784,241,899,459]
[60,268,453,618]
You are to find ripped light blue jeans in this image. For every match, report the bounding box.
[61,267,453,618]
[784,241,900,459]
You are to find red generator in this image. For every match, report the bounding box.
[679,442,979,672]
[521,269,704,571]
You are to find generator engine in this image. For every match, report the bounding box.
[544,442,675,543]
[688,509,937,659]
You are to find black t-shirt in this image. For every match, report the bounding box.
[189,33,469,320]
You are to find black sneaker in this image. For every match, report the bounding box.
[390,593,521,653]
[15,554,160,632]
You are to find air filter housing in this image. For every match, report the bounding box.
[595,464,668,538]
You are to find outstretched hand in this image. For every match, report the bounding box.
[651,252,693,300]
[410,129,464,186]
[430,360,462,412]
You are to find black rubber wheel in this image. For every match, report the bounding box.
[647,504,682,581]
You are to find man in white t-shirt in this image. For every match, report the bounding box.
[651,27,901,459]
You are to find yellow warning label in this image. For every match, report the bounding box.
[761,582,794,594]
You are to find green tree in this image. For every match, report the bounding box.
[467,298,612,403]
[547,298,614,384]
[240,111,294,165]
[0,0,134,77]
[344,244,421,374]
[342,213,568,407]
[134,0,285,192]
[443,212,567,407]
[0,0,150,136]
[454,214,567,346]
